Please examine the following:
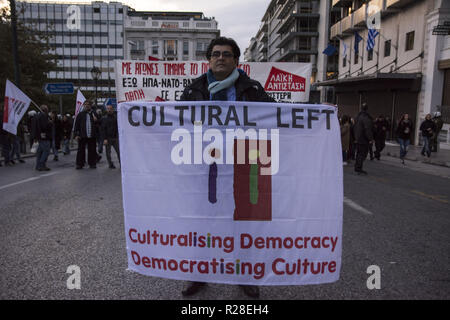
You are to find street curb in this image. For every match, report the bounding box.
[385,151,450,168]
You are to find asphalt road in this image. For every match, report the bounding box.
[0,152,449,300]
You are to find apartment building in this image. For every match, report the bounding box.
[244,0,340,102]
[17,1,127,96]
[16,1,220,100]
[322,0,450,146]
[124,11,219,61]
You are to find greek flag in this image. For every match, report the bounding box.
[367,28,379,51]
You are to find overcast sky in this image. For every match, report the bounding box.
[35,0,271,59]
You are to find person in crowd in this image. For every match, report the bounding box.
[0,102,10,166]
[396,114,414,165]
[179,36,275,299]
[373,114,389,160]
[27,110,37,149]
[32,105,53,171]
[419,114,436,158]
[348,117,356,161]
[73,100,100,169]
[431,111,444,152]
[101,105,120,169]
[50,112,62,161]
[340,115,351,165]
[61,114,72,155]
[9,121,25,164]
[384,116,392,141]
[95,108,104,155]
[353,103,374,175]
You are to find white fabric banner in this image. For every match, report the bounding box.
[114,60,312,103]
[3,80,32,135]
[118,101,343,286]
[75,90,86,117]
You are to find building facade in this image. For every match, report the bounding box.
[244,0,340,103]
[16,1,220,101]
[323,0,450,146]
[124,11,219,61]
[17,1,127,97]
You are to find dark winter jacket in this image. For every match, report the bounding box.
[419,119,436,138]
[180,72,275,102]
[61,119,72,139]
[101,113,119,140]
[74,110,98,139]
[353,111,374,144]
[373,118,389,141]
[396,119,413,140]
[32,112,53,141]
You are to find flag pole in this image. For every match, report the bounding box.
[30,100,43,113]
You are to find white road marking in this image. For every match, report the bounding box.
[344,197,374,215]
[0,172,60,191]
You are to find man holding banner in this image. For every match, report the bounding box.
[119,38,342,300]
[178,37,274,298]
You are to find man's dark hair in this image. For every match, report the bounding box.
[206,37,241,60]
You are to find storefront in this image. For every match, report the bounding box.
[318,72,422,143]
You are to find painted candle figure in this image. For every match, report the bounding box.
[208,148,220,204]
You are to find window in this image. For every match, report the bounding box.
[94,8,100,13]
[354,52,358,64]
[183,41,189,55]
[384,40,391,57]
[405,31,414,51]
[152,40,158,55]
[196,41,208,52]
[165,40,177,55]
[343,57,347,68]
[368,49,373,61]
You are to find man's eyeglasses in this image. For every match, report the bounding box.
[210,51,234,59]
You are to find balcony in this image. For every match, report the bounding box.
[277,31,319,49]
[277,13,320,34]
[330,21,341,39]
[332,0,352,7]
[341,14,353,34]
[386,0,416,8]
[278,49,318,61]
[260,20,268,33]
[353,4,367,28]
[277,0,295,20]
[258,42,268,53]
[257,30,268,43]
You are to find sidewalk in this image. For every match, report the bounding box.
[381,141,450,168]
[1,143,78,163]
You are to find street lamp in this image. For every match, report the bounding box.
[90,66,101,109]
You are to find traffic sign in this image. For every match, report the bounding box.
[104,98,117,110]
[44,83,74,95]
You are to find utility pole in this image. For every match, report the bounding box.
[9,0,21,88]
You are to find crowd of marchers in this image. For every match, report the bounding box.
[340,104,444,175]
[0,101,120,170]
